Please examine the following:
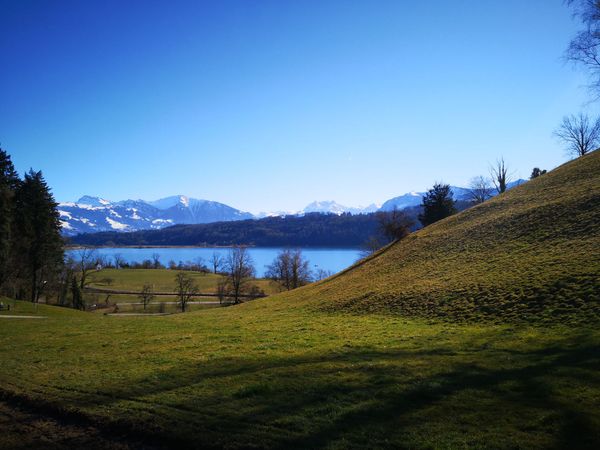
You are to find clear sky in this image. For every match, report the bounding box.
[1,0,596,213]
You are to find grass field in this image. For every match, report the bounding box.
[0,152,598,448]
[0,301,598,448]
[82,268,280,313]
[87,269,278,297]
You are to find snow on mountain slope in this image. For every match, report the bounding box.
[60,180,527,236]
[59,195,253,236]
[303,201,381,215]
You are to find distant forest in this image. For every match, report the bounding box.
[69,202,472,247]
[70,212,384,247]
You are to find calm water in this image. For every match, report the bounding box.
[66,247,362,278]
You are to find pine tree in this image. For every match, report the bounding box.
[0,148,21,291]
[13,170,64,302]
[418,183,457,227]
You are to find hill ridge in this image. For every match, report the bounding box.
[279,151,600,323]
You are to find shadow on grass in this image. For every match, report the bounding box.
[24,331,599,449]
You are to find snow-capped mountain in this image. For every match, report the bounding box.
[303,201,380,215]
[379,192,423,211]
[59,195,253,236]
[60,180,527,236]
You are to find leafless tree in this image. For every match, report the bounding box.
[138,283,154,310]
[75,247,98,290]
[490,157,512,194]
[314,268,334,281]
[376,208,413,242]
[359,236,385,258]
[151,253,161,269]
[174,271,198,312]
[216,277,230,304]
[193,257,206,272]
[565,0,600,97]
[554,113,600,157]
[224,246,255,304]
[113,253,125,269]
[468,176,494,204]
[210,251,224,274]
[265,249,312,291]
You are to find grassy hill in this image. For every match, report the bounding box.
[282,150,599,323]
[0,152,598,449]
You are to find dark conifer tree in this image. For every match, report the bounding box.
[418,183,457,227]
[13,170,64,301]
[530,167,547,179]
[0,148,21,291]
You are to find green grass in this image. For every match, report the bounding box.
[88,268,223,292]
[0,301,598,448]
[87,268,278,297]
[0,152,598,448]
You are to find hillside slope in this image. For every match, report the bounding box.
[1,153,599,449]
[284,151,600,323]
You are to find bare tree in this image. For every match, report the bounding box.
[224,246,255,304]
[265,249,312,291]
[360,208,414,257]
[113,253,125,269]
[151,253,161,269]
[376,208,413,242]
[75,247,98,290]
[314,268,334,281]
[359,236,385,258]
[193,257,206,272]
[174,271,198,312]
[210,251,224,274]
[490,158,512,194]
[554,113,600,158]
[468,176,493,204]
[138,283,154,311]
[216,277,230,304]
[565,0,600,97]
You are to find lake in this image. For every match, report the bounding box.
[66,247,363,278]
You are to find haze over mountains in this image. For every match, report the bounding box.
[59,181,525,236]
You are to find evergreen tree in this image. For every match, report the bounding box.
[530,167,547,179]
[13,170,64,301]
[0,148,21,291]
[418,183,457,227]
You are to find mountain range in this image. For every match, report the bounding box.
[58,195,254,236]
[59,181,525,236]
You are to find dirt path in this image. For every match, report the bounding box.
[105,313,172,316]
[116,301,222,306]
[0,315,47,319]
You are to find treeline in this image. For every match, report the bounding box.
[0,149,64,301]
[70,212,385,247]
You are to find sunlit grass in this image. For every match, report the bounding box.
[0,151,598,448]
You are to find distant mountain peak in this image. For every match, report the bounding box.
[59,194,253,236]
[303,200,379,215]
[76,195,112,207]
[147,195,194,210]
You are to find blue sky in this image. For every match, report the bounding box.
[1,0,596,213]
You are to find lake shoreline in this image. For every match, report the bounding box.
[65,246,363,278]
[65,244,362,250]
